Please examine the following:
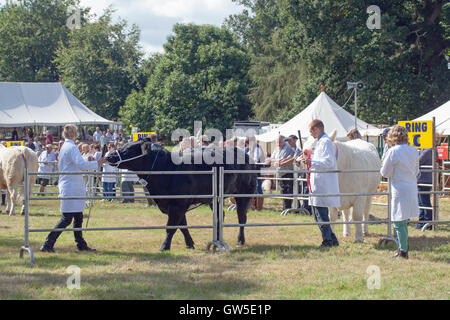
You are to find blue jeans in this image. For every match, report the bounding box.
[312,206,338,246]
[417,186,432,226]
[102,182,116,199]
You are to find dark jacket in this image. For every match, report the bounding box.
[417,148,437,185]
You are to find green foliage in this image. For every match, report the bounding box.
[228,0,450,125]
[54,9,143,121]
[0,0,76,81]
[123,23,252,137]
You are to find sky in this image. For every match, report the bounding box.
[78,0,245,55]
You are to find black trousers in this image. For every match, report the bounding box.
[44,212,86,247]
[280,174,293,210]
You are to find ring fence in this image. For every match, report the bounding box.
[19,165,450,264]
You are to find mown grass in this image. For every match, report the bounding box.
[0,185,449,300]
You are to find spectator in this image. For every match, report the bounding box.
[102,143,119,201]
[415,148,438,230]
[381,127,391,160]
[27,138,36,151]
[40,124,106,253]
[34,136,42,151]
[100,131,109,148]
[45,130,54,145]
[27,127,34,140]
[106,129,113,141]
[265,135,295,210]
[380,125,419,259]
[286,135,309,212]
[93,127,102,143]
[112,130,119,141]
[37,144,57,196]
[300,119,340,248]
[347,128,362,140]
[35,143,43,157]
[11,128,19,141]
[245,136,265,210]
[56,140,64,161]
[120,169,139,203]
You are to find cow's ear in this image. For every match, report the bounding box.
[329,130,337,142]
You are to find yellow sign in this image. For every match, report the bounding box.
[132,132,155,141]
[7,141,24,147]
[398,120,433,149]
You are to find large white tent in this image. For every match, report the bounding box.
[414,100,450,135]
[255,91,381,142]
[0,82,118,127]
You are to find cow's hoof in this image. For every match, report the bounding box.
[159,247,170,253]
[343,233,351,237]
[236,241,245,248]
[354,239,364,243]
[186,245,195,250]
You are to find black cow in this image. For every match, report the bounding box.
[105,138,257,252]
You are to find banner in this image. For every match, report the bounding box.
[7,141,24,147]
[397,120,433,149]
[132,132,156,142]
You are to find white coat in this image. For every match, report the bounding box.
[309,133,340,208]
[380,144,419,221]
[58,139,99,213]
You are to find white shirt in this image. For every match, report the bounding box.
[38,150,57,179]
[58,139,99,213]
[121,169,139,182]
[102,151,119,183]
[309,133,340,208]
[380,144,419,221]
[93,130,102,142]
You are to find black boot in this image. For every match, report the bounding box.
[40,242,55,253]
[77,240,96,252]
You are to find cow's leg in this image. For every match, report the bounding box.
[342,209,352,237]
[235,197,250,246]
[352,200,365,243]
[179,215,195,249]
[5,190,11,215]
[363,196,372,236]
[7,186,17,216]
[159,205,185,252]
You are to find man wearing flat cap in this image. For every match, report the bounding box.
[37,144,57,195]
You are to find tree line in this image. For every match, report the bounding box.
[0,0,449,137]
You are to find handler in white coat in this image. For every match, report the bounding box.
[40,124,106,253]
[380,125,419,259]
[301,119,340,248]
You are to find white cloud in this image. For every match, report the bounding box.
[78,0,244,54]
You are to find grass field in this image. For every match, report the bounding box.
[0,185,449,300]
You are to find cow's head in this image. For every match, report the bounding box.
[106,138,152,170]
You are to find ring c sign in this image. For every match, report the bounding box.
[398,121,433,149]
[132,132,156,142]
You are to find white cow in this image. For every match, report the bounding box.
[0,145,39,215]
[301,132,381,242]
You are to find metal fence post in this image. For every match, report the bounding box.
[207,167,218,252]
[19,167,34,264]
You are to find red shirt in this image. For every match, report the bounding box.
[45,133,54,145]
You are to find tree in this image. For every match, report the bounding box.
[0,0,76,81]
[55,9,143,121]
[124,23,252,138]
[279,0,450,124]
